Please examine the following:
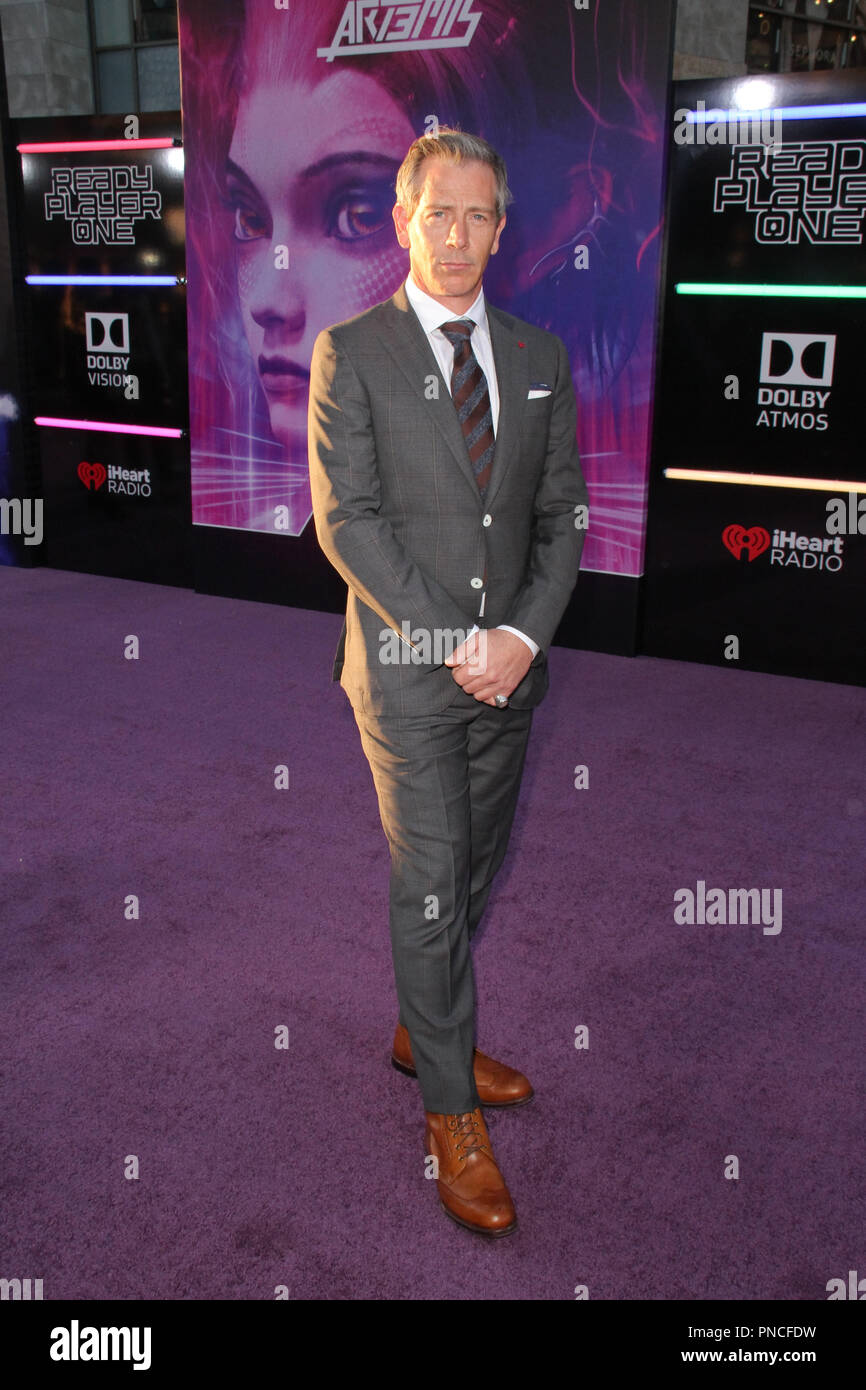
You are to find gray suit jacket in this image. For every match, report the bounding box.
[308,284,588,716]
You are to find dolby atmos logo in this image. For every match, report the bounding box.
[756,332,835,432]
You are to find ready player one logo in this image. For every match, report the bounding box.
[318,0,482,62]
[714,141,866,245]
[756,332,835,432]
[44,165,161,245]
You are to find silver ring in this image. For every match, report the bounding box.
[494,694,509,708]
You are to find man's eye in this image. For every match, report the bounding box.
[232,204,268,241]
[328,192,390,241]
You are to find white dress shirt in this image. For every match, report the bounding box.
[403,275,539,661]
[404,274,500,433]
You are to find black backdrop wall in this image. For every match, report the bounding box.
[643,70,866,687]
[10,112,191,588]
[0,26,37,570]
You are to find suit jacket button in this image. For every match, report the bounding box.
[482,514,492,526]
[470,577,483,589]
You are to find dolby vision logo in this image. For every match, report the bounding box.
[85,312,130,354]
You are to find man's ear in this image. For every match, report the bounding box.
[392,202,410,248]
[490,214,506,256]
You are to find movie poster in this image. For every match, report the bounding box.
[179,0,674,577]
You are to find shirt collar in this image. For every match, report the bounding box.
[404,274,488,339]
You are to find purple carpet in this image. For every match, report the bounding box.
[1,564,863,1301]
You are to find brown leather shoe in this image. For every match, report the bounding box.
[392,1023,534,1107]
[425,1108,517,1237]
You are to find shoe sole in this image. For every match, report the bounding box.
[439,1201,518,1238]
[391,1056,535,1108]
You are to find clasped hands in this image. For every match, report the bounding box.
[444,628,533,707]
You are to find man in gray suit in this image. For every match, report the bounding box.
[308,129,587,1237]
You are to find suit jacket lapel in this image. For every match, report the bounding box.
[485,305,527,509]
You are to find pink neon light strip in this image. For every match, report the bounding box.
[17,138,176,153]
[35,416,183,438]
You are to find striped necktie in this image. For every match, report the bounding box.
[439,318,495,498]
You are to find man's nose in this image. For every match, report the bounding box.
[445,218,469,249]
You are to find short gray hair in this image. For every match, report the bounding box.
[395,128,512,221]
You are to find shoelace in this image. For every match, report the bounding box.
[447,1111,488,1160]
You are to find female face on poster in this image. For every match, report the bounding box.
[224,62,414,461]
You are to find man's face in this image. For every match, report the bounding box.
[392,156,506,313]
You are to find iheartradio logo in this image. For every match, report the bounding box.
[77,459,152,499]
[722,524,771,562]
[78,461,107,490]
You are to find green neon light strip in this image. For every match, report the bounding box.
[676,283,866,299]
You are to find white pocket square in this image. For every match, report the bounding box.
[527,387,552,399]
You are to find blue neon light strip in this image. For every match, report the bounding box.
[25,274,181,287]
[687,102,866,123]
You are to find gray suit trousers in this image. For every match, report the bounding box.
[353,688,533,1115]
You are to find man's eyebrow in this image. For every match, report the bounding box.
[426,202,495,213]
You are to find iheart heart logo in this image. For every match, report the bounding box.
[722,524,771,561]
[78,461,107,490]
